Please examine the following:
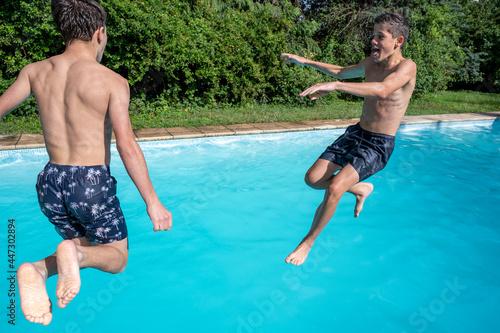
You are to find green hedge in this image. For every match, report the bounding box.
[1,0,497,118]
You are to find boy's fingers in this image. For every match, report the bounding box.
[300,86,318,96]
[153,215,172,232]
[310,91,329,100]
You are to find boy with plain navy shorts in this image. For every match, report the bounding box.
[281,13,417,266]
[0,0,172,325]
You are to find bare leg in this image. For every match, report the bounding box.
[56,238,128,308]
[304,159,341,190]
[286,164,360,265]
[18,237,128,324]
[305,159,373,217]
[285,201,324,266]
[55,240,83,308]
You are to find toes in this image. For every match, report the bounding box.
[42,313,52,326]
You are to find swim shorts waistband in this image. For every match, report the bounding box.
[354,123,395,140]
[44,162,111,177]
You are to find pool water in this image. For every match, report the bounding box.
[1,120,499,333]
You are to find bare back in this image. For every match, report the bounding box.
[360,57,416,135]
[25,52,128,166]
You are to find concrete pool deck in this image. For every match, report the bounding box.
[1,112,499,151]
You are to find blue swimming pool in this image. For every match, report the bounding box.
[1,120,499,333]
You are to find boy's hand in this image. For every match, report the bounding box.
[147,202,173,232]
[300,82,338,100]
[280,53,307,66]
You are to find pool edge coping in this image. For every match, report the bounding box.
[1,112,499,151]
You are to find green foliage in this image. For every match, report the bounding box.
[101,0,306,106]
[404,0,466,94]
[452,0,500,91]
[0,0,61,116]
[299,0,470,96]
[0,0,499,120]
[302,1,372,66]
[454,47,488,84]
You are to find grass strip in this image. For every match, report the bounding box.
[1,90,499,135]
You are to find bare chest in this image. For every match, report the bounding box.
[364,66,396,83]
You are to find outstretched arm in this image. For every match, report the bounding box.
[0,67,33,120]
[300,59,417,100]
[280,53,365,79]
[109,77,172,232]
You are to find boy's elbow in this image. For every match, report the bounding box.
[375,86,391,99]
[377,91,390,99]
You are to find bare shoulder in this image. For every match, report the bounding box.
[399,58,417,73]
[21,56,57,76]
[101,63,127,81]
[401,57,416,66]
[99,64,129,91]
[103,66,129,94]
[86,61,127,84]
[71,61,129,97]
[103,66,130,110]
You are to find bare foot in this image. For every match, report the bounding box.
[55,240,81,309]
[18,263,52,325]
[354,182,373,218]
[285,241,313,266]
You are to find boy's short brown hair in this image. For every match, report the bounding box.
[51,0,107,45]
[374,13,409,51]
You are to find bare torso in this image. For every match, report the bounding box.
[359,57,416,136]
[25,50,126,166]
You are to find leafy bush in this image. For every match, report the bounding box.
[101,0,317,107]
[404,0,465,94]
[0,0,62,116]
[451,0,500,92]
[1,0,498,120]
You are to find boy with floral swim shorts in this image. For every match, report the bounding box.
[0,0,172,325]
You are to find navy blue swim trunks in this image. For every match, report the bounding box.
[319,123,395,182]
[36,162,127,244]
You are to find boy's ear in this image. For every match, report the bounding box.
[395,36,404,49]
[96,26,105,43]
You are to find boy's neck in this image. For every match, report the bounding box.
[378,51,404,68]
[63,40,99,62]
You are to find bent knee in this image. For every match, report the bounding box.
[114,261,128,274]
[109,254,128,274]
[305,171,323,189]
[304,173,315,187]
[98,241,128,274]
[116,249,129,274]
[326,182,346,201]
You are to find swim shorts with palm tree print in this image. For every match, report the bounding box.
[36,162,128,244]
